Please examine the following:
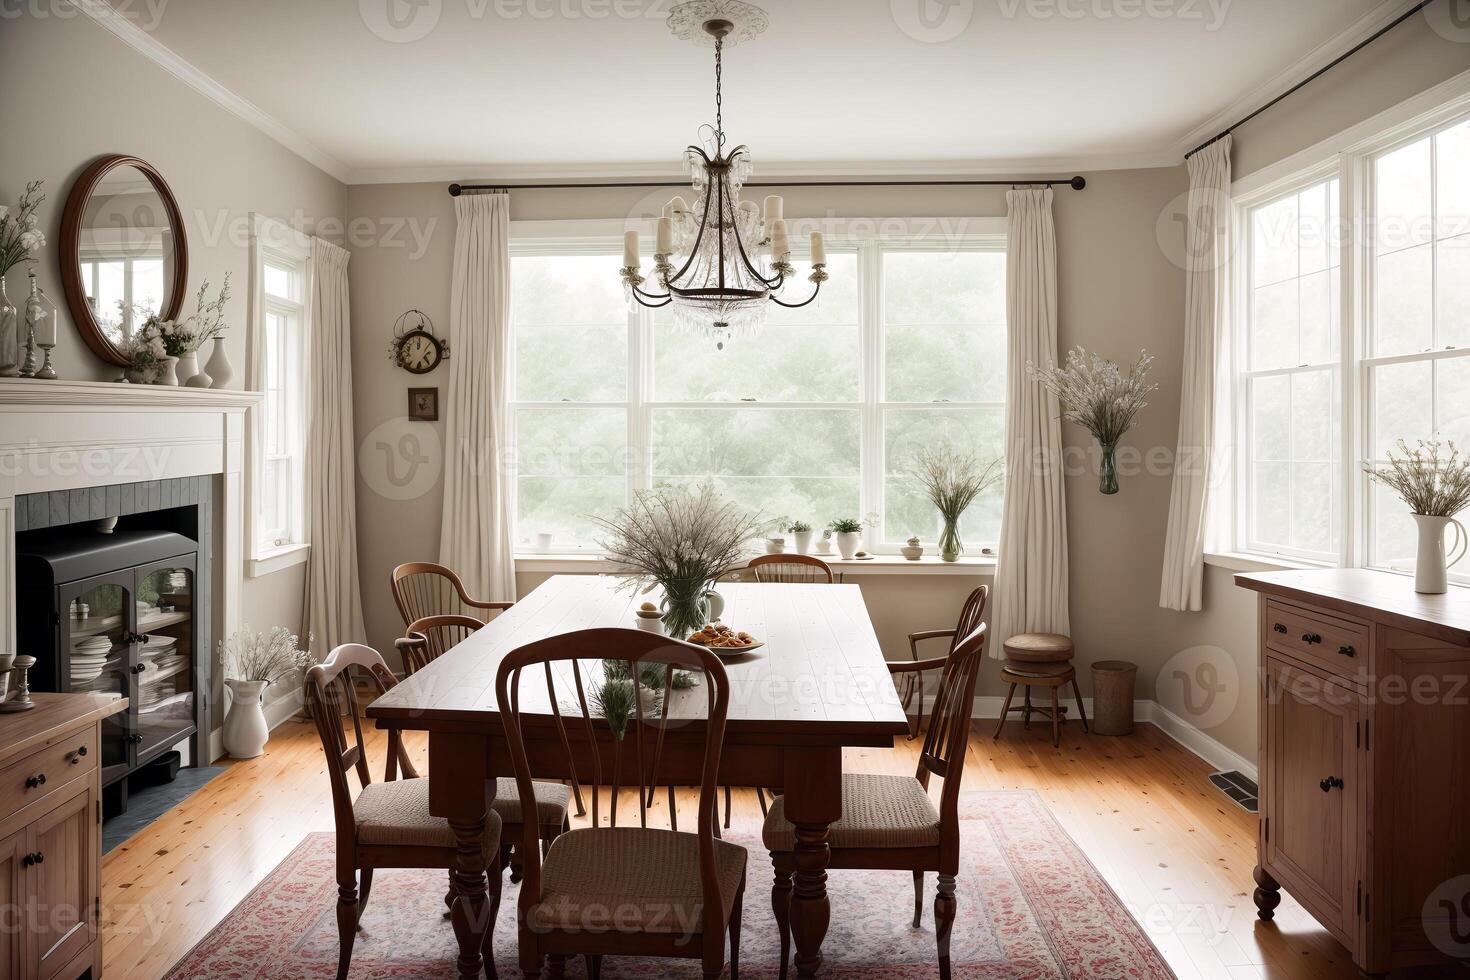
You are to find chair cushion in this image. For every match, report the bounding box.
[1000,661,1076,682]
[529,827,747,935]
[355,778,502,858]
[762,773,940,852]
[1003,632,1074,663]
[492,777,572,828]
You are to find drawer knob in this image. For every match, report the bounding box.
[1272,623,1287,634]
[1319,776,1344,792]
[21,852,43,867]
[1338,644,1355,658]
[1301,632,1323,645]
[24,773,46,790]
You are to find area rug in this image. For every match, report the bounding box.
[165,790,1175,979]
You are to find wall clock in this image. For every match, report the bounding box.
[389,309,449,375]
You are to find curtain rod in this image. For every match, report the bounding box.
[1185,0,1436,159]
[448,176,1086,195]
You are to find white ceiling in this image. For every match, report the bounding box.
[95,0,1405,183]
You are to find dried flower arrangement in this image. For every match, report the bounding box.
[1368,439,1470,518]
[0,181,46,276]
[1029,347,1156,493]
[220,625,314,685]
[911,443,1003,561]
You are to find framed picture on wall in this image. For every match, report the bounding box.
[407,387,439,422]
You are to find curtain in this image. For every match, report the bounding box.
[991,187,1069,653]
[438,192,516,601]
[302,238,366,654]
[1159,136,1232,612]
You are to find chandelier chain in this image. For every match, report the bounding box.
[714,34,724,149]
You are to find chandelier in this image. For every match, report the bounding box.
[620,1,827,350]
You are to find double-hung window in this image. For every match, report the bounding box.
[508,219,1007,555]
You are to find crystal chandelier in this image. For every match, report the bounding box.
[620,1,827,350]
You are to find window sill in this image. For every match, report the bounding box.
[514,553,997,577]
[247,542,310,578]
[1204,551,1334,574]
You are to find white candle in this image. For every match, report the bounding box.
[763,195,784,223]
[770,219,790,260]
[655,216,672,255]
[810,231,826,266]
[34,302,55,346]
[623,230,639,269]
[663,196,688,219]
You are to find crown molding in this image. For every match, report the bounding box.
[1169,0,1426,159]
[69,0,352,183]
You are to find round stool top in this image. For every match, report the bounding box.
[1092,659,1137,673]
[1003,632,1074,663]
[1000,660,1075,682]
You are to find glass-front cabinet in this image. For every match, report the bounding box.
[55,574,135,785]
[135,560,196,759]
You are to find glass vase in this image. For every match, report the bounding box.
[0,277,18,377]
[938,518,963,562]
[660,588,711,640]
[1099,440,1119,495]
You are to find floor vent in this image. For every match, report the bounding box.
[1210,771,1258,813]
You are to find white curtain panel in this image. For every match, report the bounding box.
[991,187,1070,653]
[302,238,367,654]
[438,192,516,601]
[1159,136,1232,612]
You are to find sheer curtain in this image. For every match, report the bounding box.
[1159,136,1232,612]
[302,238,366,654]
[991,187,1069,653]
[438,191,516,601]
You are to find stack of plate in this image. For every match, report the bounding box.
[71,636,113,683]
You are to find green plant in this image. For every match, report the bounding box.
[787,520,812,533]
[911,444,1003,527]
[828,517,863,534]
[1368,439,1470,517]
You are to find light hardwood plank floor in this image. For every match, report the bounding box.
[101,720,1368,980]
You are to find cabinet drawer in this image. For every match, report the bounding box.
[0,727,97,815]
[1264,600,1367,682]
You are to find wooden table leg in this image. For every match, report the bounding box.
[431,732,491,979]
[783,746,842,979]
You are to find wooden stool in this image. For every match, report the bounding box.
[1002,632,1074,664]
[994,661,1089,747]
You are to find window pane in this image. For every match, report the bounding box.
[1372,481,1418,567]
[512,255,628,401]
[1438,120,1470,241]
[1371,360,1433,458]
[882,408,1004,546]
[1248,180,1339,371]
[263,263,293,301]
[1251,461,1290,549]
[650,408,859,524]
[1250,375,1290,461]
[1251,196,1298,287]
[653,255,858,401]
[1298,268,1338,366]
[884,250,1005,324]
[1292,462,1334,555]
[1249,280,1298,370]
[885,250,1007,402]
[768,250,859,326]
[1375,136,1432,253]
[515,407,628,547]
[1439,234,1470,349]
[1248,368,1336,556]
[1373,243,1433,356]
[1292,371,1334,462]
[1436,357,1470,448]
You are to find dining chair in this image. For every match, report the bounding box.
[396,615,578,880]
[763,619,989,980]
[304,643,504,980]
[391,560,514,628]
[747,553,835,584]
[496,627,747,980]
[898,585,989,739]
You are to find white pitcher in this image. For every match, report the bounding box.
[1412,513,1467,594]
[223,678,272,758]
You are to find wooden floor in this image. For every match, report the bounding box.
[101,719,1373,980]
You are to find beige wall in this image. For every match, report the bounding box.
[0,13,347,651]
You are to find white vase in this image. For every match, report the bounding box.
[204,336,233,388]
[836,531,861,559]
[1412,513,1467,594]
[792,530,812,554]
[156,356,180,386]
[176,350,201,387]
[223,679,272,758]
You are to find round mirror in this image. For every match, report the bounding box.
[60,156,188,367]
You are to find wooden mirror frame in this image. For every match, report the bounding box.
[60,155,189,367]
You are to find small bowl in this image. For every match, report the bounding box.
[900,546,923,560]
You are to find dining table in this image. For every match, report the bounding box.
[366,573,911,979]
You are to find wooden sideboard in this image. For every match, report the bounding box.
[0,693,127,980]
[1236,569,1470,974]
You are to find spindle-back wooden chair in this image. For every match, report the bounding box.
[897,585,989,738]
[747,553,835,584]
[391,561,513,628]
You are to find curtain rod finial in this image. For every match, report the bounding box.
[448,183,463,197]
[1070,176,1086,190]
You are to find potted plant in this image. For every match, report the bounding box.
[787,520,813,554]
[1029,347,1156,494]
[219,626,313,759]
[911,444,1004,562]
[591,484,762,639]
[901,535,924,560]
[828,517,864,560]
[1367,439,1470,594]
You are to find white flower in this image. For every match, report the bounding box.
[0,206,8,222]
[21,213,38,230]
[17,229,44,251]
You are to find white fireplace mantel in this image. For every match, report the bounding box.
[0,379,262,672]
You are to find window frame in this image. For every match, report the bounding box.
[507,217,1007,556]
[245,213,312,577]
[1222,77,1470,576]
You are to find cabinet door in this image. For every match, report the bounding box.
[0,829,24,980]
[1264,658,1362,945]
[28,780,97,980]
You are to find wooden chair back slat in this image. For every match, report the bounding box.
[915,621,987,851]
[496,628,732,940]
[402,613,484,673]
[950,585,989,654]
[391,561,512,627]
[748,553,835,584]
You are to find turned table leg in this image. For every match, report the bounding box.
[1253,864,1281,921]
[431,732,492,979]
[783,745,841,979]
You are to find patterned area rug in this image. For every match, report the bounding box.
[166,790,1175,979]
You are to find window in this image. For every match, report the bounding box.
[1228,102,1470,574]
[246,214,311,574]
[509,221,1007,553]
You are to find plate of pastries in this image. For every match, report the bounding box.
[685,623,763,655]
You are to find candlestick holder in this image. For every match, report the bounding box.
[35,342,57,380]
[17,321,37,378]
[0,655,37,712]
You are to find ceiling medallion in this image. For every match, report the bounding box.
[620,0,827,350]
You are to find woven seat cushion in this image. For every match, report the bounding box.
[491,777,571,827]
[1003,632,1074,663]
[529,827,746,935]
[1000,661,1076,682]
[762,773,940,852]
[355,778,502,857]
